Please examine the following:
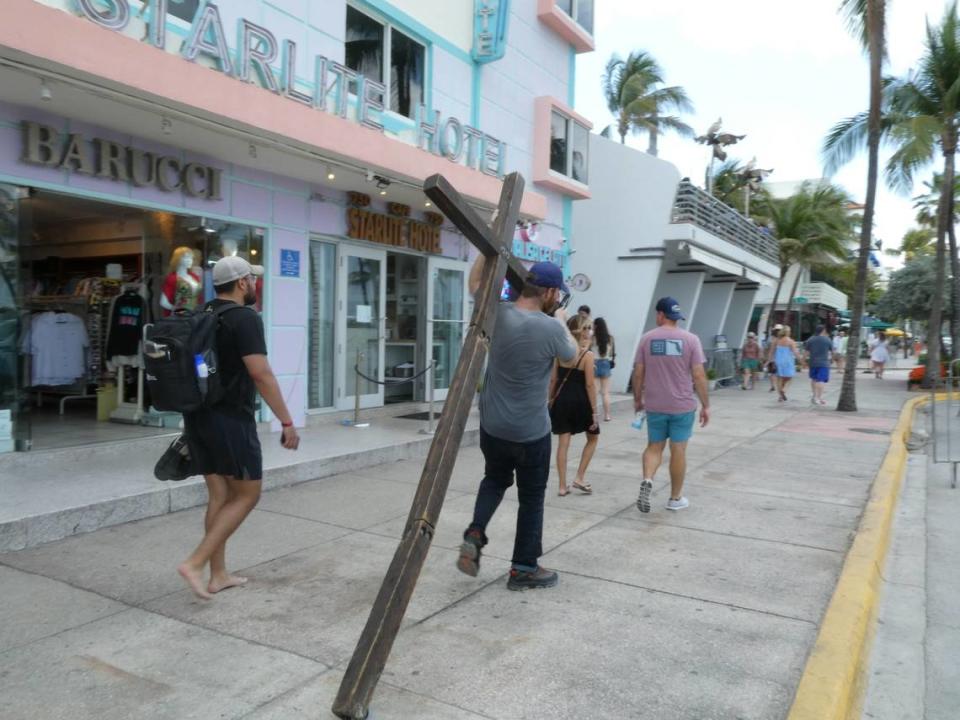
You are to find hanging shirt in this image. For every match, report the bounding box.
[106,292,146,360]
[26,312,89,386]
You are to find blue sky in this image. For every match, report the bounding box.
[574,0,951,269]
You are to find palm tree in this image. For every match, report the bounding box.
[761,184,854,333]
[601,50,694,156]
[914,174,960,356]
[887,227,936,260]
[822,0,887,411]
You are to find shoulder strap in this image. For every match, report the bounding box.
[207,302,253,318]
[550,350,587,407]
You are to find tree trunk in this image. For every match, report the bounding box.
[648,124,659,157]
[837,0,884,412]
[764,268,787,338]
[782,266,804,330]
[925,138,955,388]
[948,190,960,360]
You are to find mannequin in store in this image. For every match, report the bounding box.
[160,247,201,316]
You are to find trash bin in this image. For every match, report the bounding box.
[97,383,118,421]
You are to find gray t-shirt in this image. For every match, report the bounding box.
[805,334,833,368]
[480,303,577,443]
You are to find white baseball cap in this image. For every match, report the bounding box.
[212,256,264,285]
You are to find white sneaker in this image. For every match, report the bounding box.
[666,497,690,511]
[637,480,653,513]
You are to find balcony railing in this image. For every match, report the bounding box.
[671,180,779,265]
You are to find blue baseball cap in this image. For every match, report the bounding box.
[655,296,686,320]
[528,262,568,293]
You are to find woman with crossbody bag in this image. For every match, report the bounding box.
[549,315,600,496]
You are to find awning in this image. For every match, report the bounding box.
[681,243,775,286]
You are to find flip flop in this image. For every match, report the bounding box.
[558,488,570,497]
[572,482,593,494]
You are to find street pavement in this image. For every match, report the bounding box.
[861,398,960,720]
[0,373,911,720]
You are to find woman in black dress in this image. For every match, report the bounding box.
[550,314,599,496]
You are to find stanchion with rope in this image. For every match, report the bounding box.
[343,349,434,429]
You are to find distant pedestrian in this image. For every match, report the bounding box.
[177,257,300,600]
[550,315,600,496]
[805,325,833,405]
[773,325,803,402]
[765,324,784,392]
[870,331,890,379]
[592,317,616,421]
[833,329,848,370]
[740,331,761,389]
[577,304,591,322]
[632,297,710,513]
[457,258,577,591]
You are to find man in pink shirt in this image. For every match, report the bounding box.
[632,297,710,512]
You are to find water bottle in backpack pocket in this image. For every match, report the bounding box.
[142,303,249,413]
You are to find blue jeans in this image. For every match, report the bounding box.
[468,427,552,571]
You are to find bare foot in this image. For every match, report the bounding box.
[208,574,249,594]
[177,563,212,600]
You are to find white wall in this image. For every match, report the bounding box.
[723,288,758,347]
[690,281,736,350]
[571,135,682,391]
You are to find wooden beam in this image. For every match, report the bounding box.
[332,172,526,720]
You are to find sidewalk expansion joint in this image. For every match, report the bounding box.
[556,568,817,626]
[626,518,844,554]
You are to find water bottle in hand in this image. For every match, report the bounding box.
[631,411,646,430]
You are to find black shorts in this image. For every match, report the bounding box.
[183,409,263,481]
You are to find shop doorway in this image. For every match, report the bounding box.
[2,187,262,453]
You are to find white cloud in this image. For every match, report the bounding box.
[577,0,953,261]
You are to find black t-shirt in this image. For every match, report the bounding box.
[207,299,267,417]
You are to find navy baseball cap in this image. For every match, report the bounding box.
[655,296,686,320]
[528,262,568,293]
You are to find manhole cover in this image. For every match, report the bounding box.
[849,427,888,435]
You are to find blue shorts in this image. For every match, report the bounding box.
[647,411,696,444]
[595,358,612,378]
[809,366,830,383]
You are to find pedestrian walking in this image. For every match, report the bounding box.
[592,317,616,421]
[805,325,833,405]
[833,329,848,370]
[551,315,600,496]
[632,297,710,513]
[870,331,890,378]
[177,257,300,600]
[765,324,784,392]
[773,325,803,402]
[457,258,577,591]
[740,331,761,389]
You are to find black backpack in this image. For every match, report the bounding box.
[143,303,249,413]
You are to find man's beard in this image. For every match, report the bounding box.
[244,286,257,306]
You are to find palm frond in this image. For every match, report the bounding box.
[822,112,871,175]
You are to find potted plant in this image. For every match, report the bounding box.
[706,367,718,391]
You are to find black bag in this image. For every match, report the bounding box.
[154,434,195,481]
[143,303,249,413]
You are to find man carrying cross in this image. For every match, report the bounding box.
[456,257,578,590]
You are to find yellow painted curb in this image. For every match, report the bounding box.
[785,395,929,720]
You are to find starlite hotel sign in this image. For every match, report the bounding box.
[70,0,509,177]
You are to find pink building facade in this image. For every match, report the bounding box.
[0,0,594,452]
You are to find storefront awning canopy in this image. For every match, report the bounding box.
[864,320,894,329]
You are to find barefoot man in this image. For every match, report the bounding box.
[177,257,300,599]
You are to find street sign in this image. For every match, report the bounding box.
[793,296,809,304]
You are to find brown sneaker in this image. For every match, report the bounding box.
[457,529,483,577]
[507,566,558,591]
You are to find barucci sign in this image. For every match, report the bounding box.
[71,0,508,178]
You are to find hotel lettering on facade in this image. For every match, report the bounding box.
[0,0,595,452]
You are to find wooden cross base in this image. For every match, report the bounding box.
[332,172,529,719]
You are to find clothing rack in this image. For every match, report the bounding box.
[25,295,95,414]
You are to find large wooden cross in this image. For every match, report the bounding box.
[332,172,529,720]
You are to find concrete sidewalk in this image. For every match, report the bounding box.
[0,375,910,720]
[861,401,960,720]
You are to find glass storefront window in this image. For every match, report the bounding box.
[0,185,21,452]
[431,267,464,392]
[345,254,382,398]
[308,241,336,409]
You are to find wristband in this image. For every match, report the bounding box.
[281,421,294,428]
